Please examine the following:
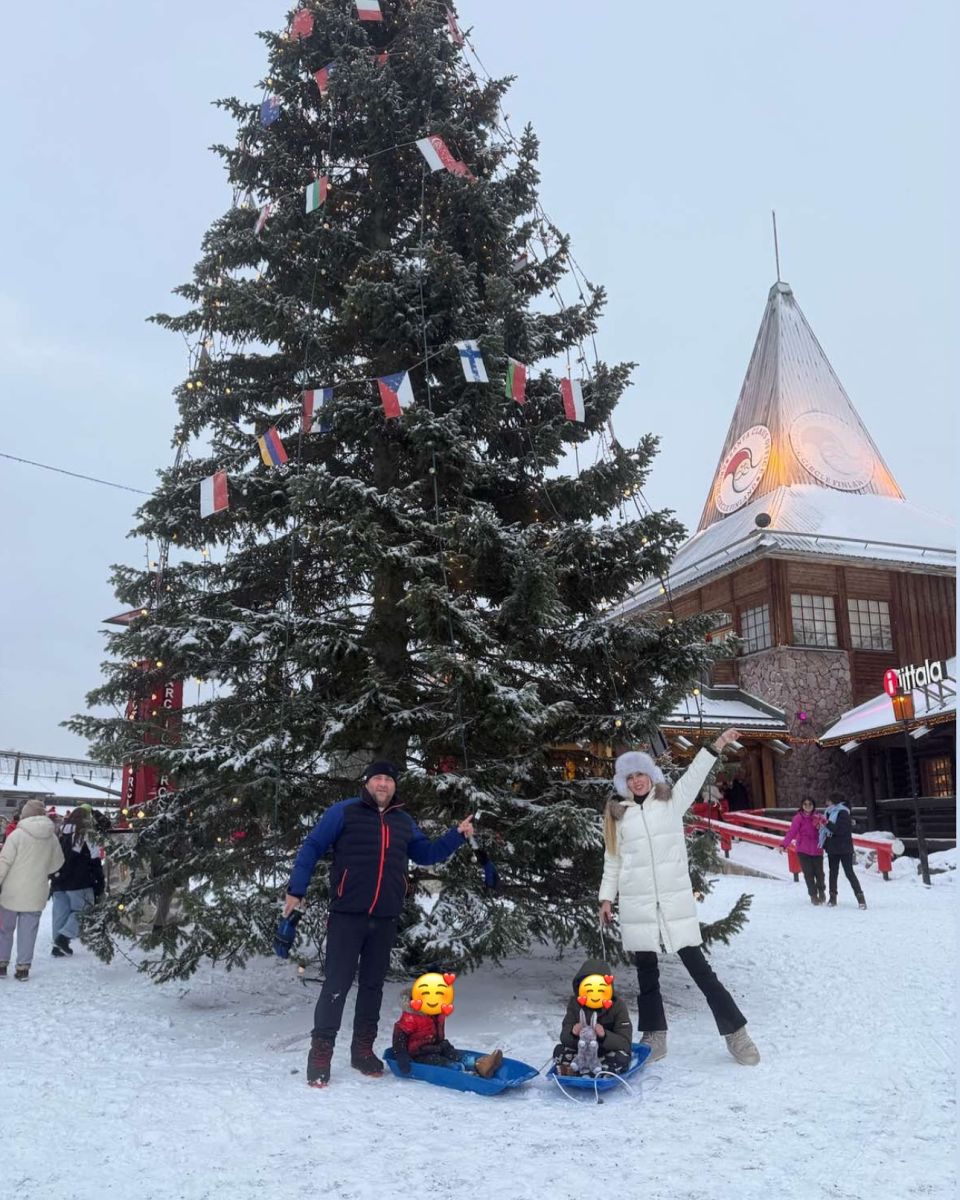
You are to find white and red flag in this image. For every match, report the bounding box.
[416,135,474,180]
[355,0,382,20]
[199,470,229,518]
[560,378,585,422]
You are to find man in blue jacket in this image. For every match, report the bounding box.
[283,760,474,1087]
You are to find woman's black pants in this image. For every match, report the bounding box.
[827,852,864,900]
[634,946,746,1036]
[798,852,826,900]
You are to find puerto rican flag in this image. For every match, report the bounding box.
[257,427,288,467]
[561,378,585,422]
[416,135,475,180]
[355,0,382,20]
[302,387,334,433]
[199,470,229,518]
[377,372,414,419]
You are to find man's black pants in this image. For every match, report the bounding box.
[798,852,826,900]
[313,912,398,1043]
[828,853,863,900]
[634,946,746,1036]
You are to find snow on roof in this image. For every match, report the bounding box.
[614,485,955,617]
[662,685,787,731]
[820,657,957,744]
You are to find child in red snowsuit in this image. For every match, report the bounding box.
[391,971,502,1078]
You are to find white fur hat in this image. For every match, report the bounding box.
[613,750,665,799]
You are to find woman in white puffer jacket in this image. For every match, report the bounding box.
[599,727,759,1066]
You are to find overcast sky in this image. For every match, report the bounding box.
[1,0,955,759]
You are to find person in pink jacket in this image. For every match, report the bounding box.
[779,798,825,905]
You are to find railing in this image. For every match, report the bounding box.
[685,815,804,878]
[721,810,901,880]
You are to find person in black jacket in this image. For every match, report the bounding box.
[554,957,634,1075]
[50,806,105,957]
[283,760,474,1087]
[821,793,866,909]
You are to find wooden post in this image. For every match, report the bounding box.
[748,746,764,810]
[761,744,778,809]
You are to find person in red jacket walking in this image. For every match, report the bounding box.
[779,798,826,905]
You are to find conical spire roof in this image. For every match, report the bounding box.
[698,281,903,531]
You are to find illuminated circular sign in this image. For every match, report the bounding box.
[789,411,875,491]
[883,668,899,698]
[714,425,772,514]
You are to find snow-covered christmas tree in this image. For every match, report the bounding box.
[70,0,733,980]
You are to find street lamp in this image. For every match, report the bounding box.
[885,673,932,885]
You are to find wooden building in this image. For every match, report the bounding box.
[615,280,956,809]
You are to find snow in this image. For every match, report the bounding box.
[3,869,955,1199]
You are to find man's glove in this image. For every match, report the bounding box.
[438,1039,457,1057]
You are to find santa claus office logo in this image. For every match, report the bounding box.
[715,425,772,514]
[789,411,875,491]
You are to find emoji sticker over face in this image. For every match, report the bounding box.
[410,972,456,1016]
[577,973,614,1010]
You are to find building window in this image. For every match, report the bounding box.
[740,603,772,653]
[920,756,953,798]
[708,610,735,644]
[791,594,838,648]
[847,598,893,651]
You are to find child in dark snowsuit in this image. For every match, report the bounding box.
[554,957,633,1075]
[391,971,503,1078]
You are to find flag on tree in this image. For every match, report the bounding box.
[291,9,314,39]
[446,8,465,45]
[257,427,288,466]
[561,378,585,422]
[253,203,272,236]
[377,372,414,419]
[416,135,474,180]
[314,63,335,96]
[305,176,329,213]
[302,387,334,433]
[260,96,281,127]
[355,0,382,20]
[199,471,229,518]
[505,359,527,404]
[456,340,488,383]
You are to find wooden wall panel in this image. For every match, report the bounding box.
[733,561,768,599]
[891,573,956,666]
[710,658,737,685]
[851,650,893,704]
[844,566,892,600]
[701,578,733,609]
[672,594,701,618]
[787,562,838,592]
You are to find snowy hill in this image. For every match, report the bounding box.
[3,870,954,1200]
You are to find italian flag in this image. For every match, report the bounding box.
[355,0,382,20]
[561,378,585,422]
[199,471,229,518]
[505,359,527,404]
[305,176,329,213]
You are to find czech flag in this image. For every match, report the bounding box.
[561,378,585,422]
[377,372,414,419]
[260,95,281,127]
[257,427,288,467]
[199,471,229,518]
[505,359,527,404]
[314,63,335,96]
[303,387,334,433]
[355,0,382,20]
[416,135,474,180]
[291,9,314,38]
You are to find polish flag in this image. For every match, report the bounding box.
[355,0,382,20]
[199,471,229,518]
[416,135,475,180]
[561,378,585,422]
[377,372,414,419]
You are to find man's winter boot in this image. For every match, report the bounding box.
[306,1036,334,1087]
[350,1031,384,1077]
[828,895,837,907]
[724,1025,760,1066]
[474,1049,503,1079]
[54,934,74,956]
[0,961,7,978]
[640,1030,668,1062]
[14,964,29,982]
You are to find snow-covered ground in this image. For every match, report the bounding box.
[3,868,955,1200]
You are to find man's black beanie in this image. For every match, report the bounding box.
[362,760,400,783]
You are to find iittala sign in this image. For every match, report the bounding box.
[883,659,947,695]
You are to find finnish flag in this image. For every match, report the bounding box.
[456,340,488,383]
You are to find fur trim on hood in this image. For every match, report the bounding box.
[613,751,667,800]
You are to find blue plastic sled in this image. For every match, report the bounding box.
[546,1043,651,1102]
[383,1048,539,1096]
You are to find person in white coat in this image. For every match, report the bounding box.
[0,798,65,980]
[599,727,759,1066]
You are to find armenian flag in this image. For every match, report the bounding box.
[257,427,288,466]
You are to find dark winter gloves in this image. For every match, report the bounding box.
[392,1029,412,1075]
